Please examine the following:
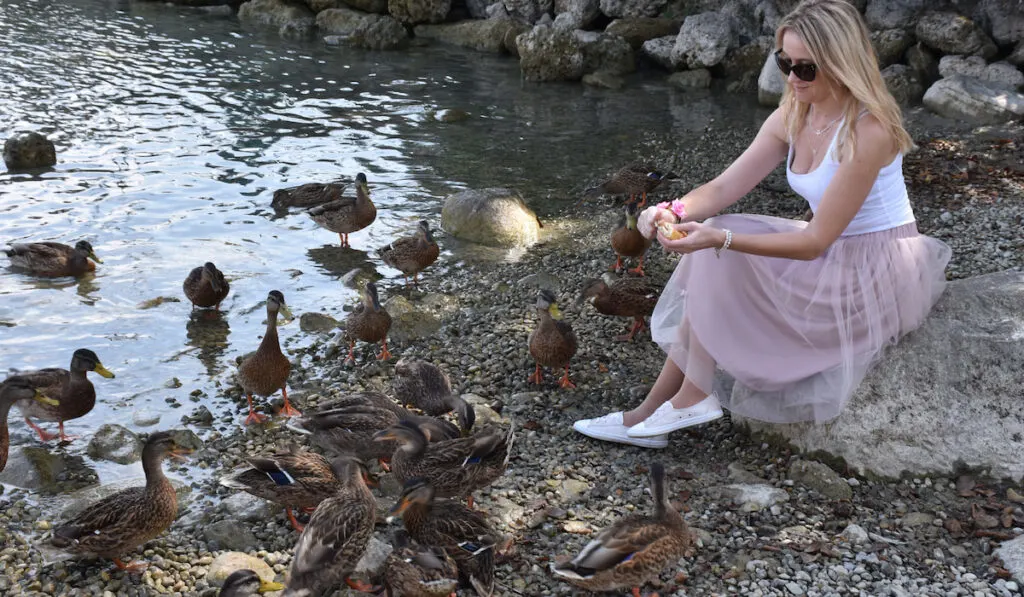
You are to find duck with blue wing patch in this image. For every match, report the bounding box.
[383,528,460,597]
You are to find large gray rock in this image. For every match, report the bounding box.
[865,0,926,31]
[640,35,678,70]
[882,63,925,106]
[86,424,142,465]
[995,535,1024,584]
[516,25,586,81]
[605,17,680,49]
[389,0,450,24]
[915,11,997,59]
[870,29,915,69]
[415,18,526,53]
[3,132,57,171]
[317,8,408,49]
[238,0,315,27]
[554,0,600,30]
[505,0,553,23]
[923,75,1024,124]
[441,188,542,248]
[672,11,737,69]
[599,0,667,18]
[757,48,786,106]
[734,270,1024,482]
[575,30,636,75]
[973,0,1024,46]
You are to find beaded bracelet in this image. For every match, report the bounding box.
[715,229,733,258]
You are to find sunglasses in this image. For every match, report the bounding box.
[774,50,817,82]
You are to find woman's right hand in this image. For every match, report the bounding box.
[637,206,678,239]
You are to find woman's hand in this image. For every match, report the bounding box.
[637,206,677,239]
[657,221,726,254]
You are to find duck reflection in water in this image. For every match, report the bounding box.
[306,244,381,279]
[186,310,231,378]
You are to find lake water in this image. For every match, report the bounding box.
[0,0,771,488]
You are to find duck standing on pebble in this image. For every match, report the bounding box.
[307,172,376,248]
[237,290,299,424]
[527,289,578,389]
[610,202,652,276]
[343,281,392,362]
[377,220,440,288]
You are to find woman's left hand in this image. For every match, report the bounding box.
[657,221,726,254]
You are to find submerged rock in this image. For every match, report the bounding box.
[3,132,56,171]
[86,424,143,465]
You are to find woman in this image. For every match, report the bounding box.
[573,0,951,449]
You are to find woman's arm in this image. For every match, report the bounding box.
[662,114,898,261]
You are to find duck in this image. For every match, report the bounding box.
[372,419,514,509]
[219,444,341,532]
[383,528,459,597]
[272,179,348,212]
[307,172,376,248]
[343,281,392,362]
[391,358,456,417]
[610,202,652,276]
[237,290,299,425]
[377,220,440,287]
[527,289,578,389]
[13,348,116,442]
[0,377,59,472]
[282,454,378,595]
[579,273,660,342]
[390,478,502,597]
[183,262,230,310]
[50,430,194,572]
[4,239,102,277]
[218,569,285,596]
[550,462,693,597]
[580,163,678,207]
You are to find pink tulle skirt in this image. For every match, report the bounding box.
[649,213,952,424]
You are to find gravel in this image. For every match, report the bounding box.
[1,112,1021,596]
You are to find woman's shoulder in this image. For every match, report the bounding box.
[847,110,897,162]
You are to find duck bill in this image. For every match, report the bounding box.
[548,304,563,320]
[88,251,103,264]
[93,363,116,379]
[389,497,411,516]
[259,580,285,593]
[33,390,59,407]
[169,447,194,462]
[277,304,294,323]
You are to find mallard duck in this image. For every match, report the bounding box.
[237,290,299,425]
[550,462,693,597]
[272,179,348,211]
[4,240,102,277]
[13,348,115,442]
[219,444,341,532]
[377,220,440,287]
[344,281,392,362]
[391,358,456,417]
[528,289,578,389]
[383,528,459,597]
[579,273,660,342]
[283,454,378,595]
[183,262,230,310]
[581,163,678,207]
[1,378,59,472]
[50,431,194,572]
[611,202,652,276]
[307,172,376,248]
[218,569,285,596]
[372,419,513,509]
[391,478,501,597]
[287,392,475,472]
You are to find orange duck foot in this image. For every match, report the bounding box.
[377,340,392,361]
[277,390,302,417]
[345,577,380,592]
[558,366,576,389]
[286,508,305,532]
[25,418,59,442]
[527,364,543,385]
[609,256,623,271]
[56,422,79,442]
[113,558,149,573]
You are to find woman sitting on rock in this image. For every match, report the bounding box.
[573,0,952,449]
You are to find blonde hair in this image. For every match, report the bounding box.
[775,0,914,161]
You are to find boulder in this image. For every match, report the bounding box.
[576,30,636,76]
[923,75,1024,124]
[757,48,786,106]
[672,11,737,69]
[317,8,408,49]
[505,0,552,23]
[599,0,668,19]
[640,35,678,70]
[915,11,997,59]
[865,0,926,31]
[870,29,915,69]
[389,0,450,24]
[207,552,276,588]
[86,424,143,465]
[734,270,1024,482]
[605,17,680,49]
[3,132,57,171]
[238,0,315,28]
[995,535,1024,584]
[414,18,526,53]
[440,188,541,248]
[516,25,586,81]
[882,64,925,106]
[553,0,600,30]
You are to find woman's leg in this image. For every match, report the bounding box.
[622,356,684,426]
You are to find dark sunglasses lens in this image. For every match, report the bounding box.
[775,52,816,82]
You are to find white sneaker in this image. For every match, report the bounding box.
[626,393,724,437]
[572,411,669,449]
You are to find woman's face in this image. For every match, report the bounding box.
[779,30,837,105]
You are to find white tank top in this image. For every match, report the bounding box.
[786,113,916,236]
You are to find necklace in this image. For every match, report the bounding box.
[810,108,843,136]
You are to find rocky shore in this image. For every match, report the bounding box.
[1,106,1022,595]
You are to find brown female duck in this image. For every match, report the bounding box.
[580,273,660,342]
[219,444,341,532]
[14,348,115,442]
[282,455,378,595]
[237,290,298,425]
[272,179,348,211]
[218,569,285,596]
[391,358,456,417]
[391,478,502,597]
[610,202,652,276]
[581,163,678,207]
[5,239,102,277]
[377,220,440,287]
[307,172,376,248]
[372,419,513,509]
[0,377,58,472]
[528,289,578,389]
[183,262,230,310]
[551,462,693,597]
[383,528,459,597]
[51,431,194,572]
[344,281,392,362]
